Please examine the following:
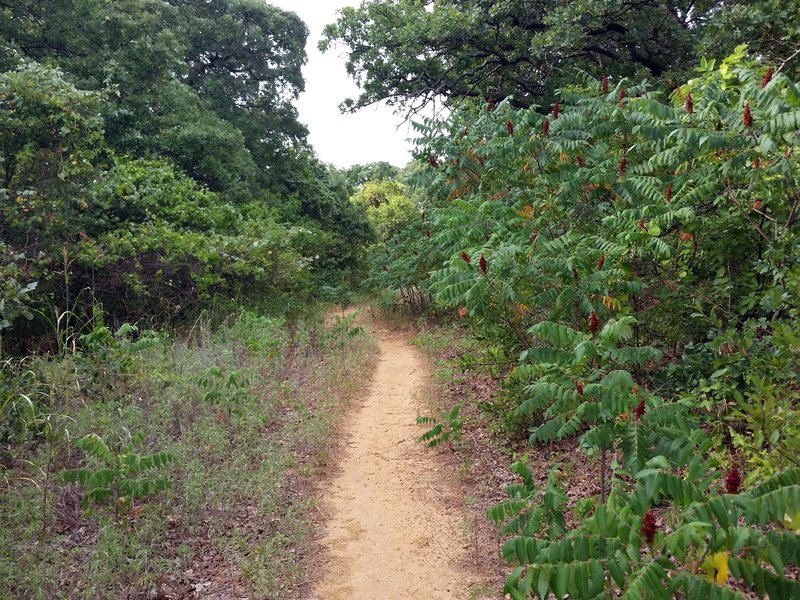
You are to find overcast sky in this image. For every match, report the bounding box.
[268,0,415,169]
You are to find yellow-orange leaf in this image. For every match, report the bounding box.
[702,551,730,584]
[592,294,621,312]
[784,512,800,531]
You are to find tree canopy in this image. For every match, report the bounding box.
[0,0,310,196]
[321,0,800,114]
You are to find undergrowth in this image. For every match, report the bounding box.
[0,308,376,599]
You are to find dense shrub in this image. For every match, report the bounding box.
[0,62,368,343]
[397,48,800,598]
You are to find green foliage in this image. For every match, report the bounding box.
[322,0,800,112]
[360,164,444,312]
[76,308,161,382]
[0,61,333,336]
[397,49,800,598]
[351,180,418,240]
[416,402,463,448]
[73,164,311,320]
[324,311,366,349]
[518,318,657,448]
[198,366,252,414]
[287,158,375,290]
[0,61,105,246]
[0,359,37,443]
[677,319,800,483]
[175,0,309,192]
[0,6,377,341]
[343,161,401,188]
[495,456,800,598]
[487,461,567,541]
[368,215,438,312]
[700,0,800,81]
[0,244,36,333]
[61,432,173,511]
[0,0,309,196]
[415,50,799,370]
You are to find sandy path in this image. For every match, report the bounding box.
[313,327,479,600]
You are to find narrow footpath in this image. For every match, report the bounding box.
[313,325,483,599]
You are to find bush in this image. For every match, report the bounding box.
[400,48,800,598]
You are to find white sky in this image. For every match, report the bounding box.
[268,0,415,169]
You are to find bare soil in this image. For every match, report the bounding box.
[311,325,490,600]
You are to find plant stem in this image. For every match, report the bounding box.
[600,445,607,503]
[41,436,53,545]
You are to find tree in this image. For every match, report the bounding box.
[343,161,401,189]
[176,0,311,191]
[700,1,800,80]
[269,157,375,288]
[321,0,695,113]
[0,61,314,337]
[0,61,106,252]
[351,180,417,240]
[148,80,259,200]
[321,0,800,114]
[0,0,183,86]
[0,0,311,197]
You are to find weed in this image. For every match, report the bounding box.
[416,402,463,448]
[60,432,173,512]
[0,309,378,598]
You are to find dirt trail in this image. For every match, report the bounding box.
[313,326,482,600]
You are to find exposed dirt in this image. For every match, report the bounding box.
[312,325,489,600]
